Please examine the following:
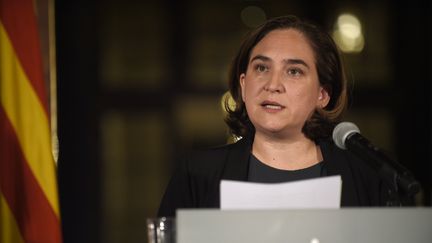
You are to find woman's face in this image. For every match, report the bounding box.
[240,28,330,138]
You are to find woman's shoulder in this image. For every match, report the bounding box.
[320,138,382,181]
[184,138,249,168]
[320,138,389,205]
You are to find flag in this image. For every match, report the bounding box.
[0,0,62,242]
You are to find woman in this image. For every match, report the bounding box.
[158,15,389,217]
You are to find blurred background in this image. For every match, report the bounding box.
[55,0,431,242]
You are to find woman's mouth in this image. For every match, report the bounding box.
[261,101,285,110]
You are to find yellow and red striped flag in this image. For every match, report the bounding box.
[0,0,62,242]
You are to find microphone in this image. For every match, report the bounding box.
[332,122,420,197]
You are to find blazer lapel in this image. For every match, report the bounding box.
[320,140,359,205]
[221,136,252,181]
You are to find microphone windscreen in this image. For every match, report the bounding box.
[332,122,360,149]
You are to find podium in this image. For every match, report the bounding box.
[177,208,432,243]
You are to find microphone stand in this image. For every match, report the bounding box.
[346,133,421,206]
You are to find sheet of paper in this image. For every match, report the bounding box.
[220,175,342,210]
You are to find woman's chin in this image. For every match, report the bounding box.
[257,126,287,136]
[255,123,303,138]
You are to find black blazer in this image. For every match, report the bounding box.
[158,137,389,217]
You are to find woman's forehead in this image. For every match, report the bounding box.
[249,29,316,66]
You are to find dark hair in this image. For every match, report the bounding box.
[224,15,347,142]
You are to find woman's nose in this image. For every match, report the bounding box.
[264,73,285,93]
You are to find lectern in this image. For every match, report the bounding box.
[177,208,432,243]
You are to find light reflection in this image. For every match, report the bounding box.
[221,91,236,114]
[311,237,320,243]
[338,14,361,39]
[333,13,364,53]
[159,221,165,230]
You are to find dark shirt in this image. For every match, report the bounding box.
[248,154,325,183]
[158,137,392,217]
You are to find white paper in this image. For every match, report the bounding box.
[220,175,342,210]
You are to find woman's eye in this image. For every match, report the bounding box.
[255,64,268,73]
[287,68,303,76]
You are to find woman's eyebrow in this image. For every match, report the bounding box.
[250,54,271,63]
[283,58,310,69]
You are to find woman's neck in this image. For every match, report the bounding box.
[252,131,322,170]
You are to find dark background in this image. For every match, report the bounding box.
[56,1,431,242]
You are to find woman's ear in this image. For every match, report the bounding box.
[317,85,331,108]
[240,73,246,101]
